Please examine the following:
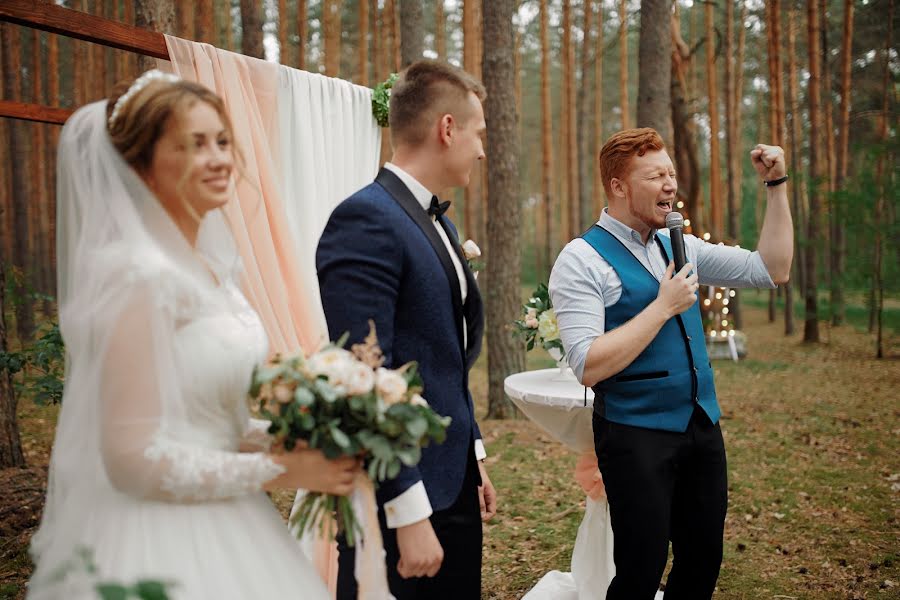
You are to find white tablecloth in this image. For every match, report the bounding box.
[504,370,663,600]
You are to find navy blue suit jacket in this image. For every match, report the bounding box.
[316,168,485,512]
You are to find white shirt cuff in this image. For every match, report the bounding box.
[383,481,433,529]
[474,438,487,461]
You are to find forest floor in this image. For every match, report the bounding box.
[2,295,898,599]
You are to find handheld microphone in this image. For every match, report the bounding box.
[666,212,687,273]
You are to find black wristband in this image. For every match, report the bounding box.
[765,175,789,187]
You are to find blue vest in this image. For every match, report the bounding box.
[581,225,720,432]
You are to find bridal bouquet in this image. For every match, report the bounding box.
[511,283,565,360]
[249,323,450,546]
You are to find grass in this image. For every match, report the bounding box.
[2,303,898,599]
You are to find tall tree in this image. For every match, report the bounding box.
[724,0,738,239]
[219,0,234,50]
[560,0,573,244]
[831,0,854,326]
[323,0,341,76]
[786,5,807,297]
[618,0,630,128]
[0,258,25,468]
[766,0,788,328]
[540,0,554,274]
[577,0,594,229]
[873,0,893,358]
[389,0,401,71]
[31,30,48,301]
[47,29,60,299]
[804,0,823,343]
[482,0,524,419]
[435,0,446,59]
[2,23,34,342]
[705,0,722,238]
[297,0,308,70]
[565,0,579,239]
[357,0,369,85]
[136,0,176,70]
[593,0,605,220]
[198,0,215,43]
[400,0,424,67]
[463,0,483,241]
[671,8,701,232]
[636,0,671,142]
[239,0,264,59]
[175,0,195,40]
[278,0,288,63]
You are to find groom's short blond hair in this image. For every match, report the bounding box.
[389,60,486,148]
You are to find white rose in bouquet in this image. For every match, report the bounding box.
[375,367,409,405]
[344,361,376,396]
[306,348,355,388]
[538,309,560,341]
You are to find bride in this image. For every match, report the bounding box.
[27,71,360,599]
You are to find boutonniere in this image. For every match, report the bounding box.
[462,239,483,279]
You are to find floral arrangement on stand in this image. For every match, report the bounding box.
[248,323,450,546]
[511,283,567,371]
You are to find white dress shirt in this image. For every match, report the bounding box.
[549,209,776,383]
[381,163,486,529]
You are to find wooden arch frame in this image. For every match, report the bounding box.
[0,0,171,125]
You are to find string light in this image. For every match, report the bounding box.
[684,219,691,227]
[703,232,711,241]
[704,299,711,306]
[722,319,728,327]
[715,292,722,299]
[723,299,729,305]
[722,307,729,314]
[676,201,684,209]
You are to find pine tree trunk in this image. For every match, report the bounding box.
[618,0,629,129]
[218,0,234,51]
[873,0,892,358]
[240,0,264,59]
[435,0,446,59]
[176,0,195,40]
[804,0,823,343]
[730,1,747,331]
[31,30,48,304]
[136,0,176,69]
[483,0,524,419]
[463,0,483,241]
[670,12,701,232]
[540,0,554,272]
[565,1,579,240]
[724,0,737,239]
[390,0,401,72]
[277,0,288,63]
[198,0,215,43]
[636,0,671,142]
[297,0,307,69]
[47,30,60,303]
[831,0,854,327]
[323,0,341,76]
[399,0,423,67]
[577,0,593,230]
[593,0,604,220]
[2,24,34,343]
[358,0,369,85]
[560,0,572,244]
[706,0,722,239]
[787,6,807,297]
[0,259,25,469]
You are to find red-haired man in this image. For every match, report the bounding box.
[550,128,793,599]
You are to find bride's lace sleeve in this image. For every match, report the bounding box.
[99,282,285,501]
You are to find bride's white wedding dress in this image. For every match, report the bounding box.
[28,272,330,600]
[27,100,329,599]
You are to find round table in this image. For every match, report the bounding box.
[504,368,595,454]
[504,369,615,600]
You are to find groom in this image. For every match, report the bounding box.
[316,60,497,599]
[550,128,794,599]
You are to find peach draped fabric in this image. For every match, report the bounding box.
[162,37,327,355]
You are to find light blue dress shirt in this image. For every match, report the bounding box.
[549,209,776,383]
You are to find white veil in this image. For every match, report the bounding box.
[30,99,247,565]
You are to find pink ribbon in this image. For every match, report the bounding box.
[573,452,606,501]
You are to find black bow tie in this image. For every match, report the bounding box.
[427,195,451,219]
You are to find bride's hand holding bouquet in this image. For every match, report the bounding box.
[249,322,450,546]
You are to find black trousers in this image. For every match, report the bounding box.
[594,407,728,600]
[336,449,483,600]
